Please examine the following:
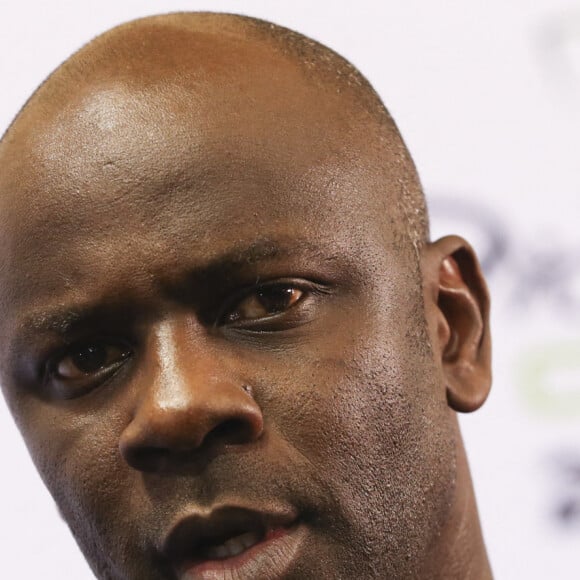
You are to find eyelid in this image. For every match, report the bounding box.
[42,337,133,399]
[217,278,331,328]
[45,336,128,371]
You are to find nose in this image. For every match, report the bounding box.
[119,323,264,472]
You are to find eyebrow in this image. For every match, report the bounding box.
[197,238,294,271]
[25,308,86,335]
[14,302,140,348]
[10,237,345,347]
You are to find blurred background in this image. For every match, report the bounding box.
[0,1,578,578]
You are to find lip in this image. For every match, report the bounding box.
[162,505,306,580]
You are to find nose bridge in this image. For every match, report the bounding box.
[153,319,207,417]
[119,319,264,469]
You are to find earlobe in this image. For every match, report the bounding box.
[422,235,492,413]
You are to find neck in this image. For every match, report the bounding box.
[423,420,493,580]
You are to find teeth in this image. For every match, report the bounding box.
[207,544,229,559]
[205,531,262,560]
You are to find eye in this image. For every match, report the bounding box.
[46,340,132,397]
[224,284,304,324]
[54,341,131,379]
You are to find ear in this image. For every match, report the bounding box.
[421,235,492,412]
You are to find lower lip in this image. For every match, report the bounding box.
[177,523,307,580]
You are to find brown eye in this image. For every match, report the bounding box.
[55,341,131,380]
[227,285,304,323]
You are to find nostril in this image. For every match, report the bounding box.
[123,446,171,472]
[205,418,254,447]
[122,417,261,470]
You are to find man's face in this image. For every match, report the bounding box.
[0,39,458,579]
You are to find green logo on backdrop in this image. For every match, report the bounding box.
[519,340,580,418]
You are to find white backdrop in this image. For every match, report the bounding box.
[0,1,579,578]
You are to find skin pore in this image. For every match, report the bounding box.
[0,12,492,580]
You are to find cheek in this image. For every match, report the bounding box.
[260,310,457,573]
[18,401,121,491]
[275,327,454,479]
[14,397,137,573]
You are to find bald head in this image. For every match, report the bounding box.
[0,12,428,249]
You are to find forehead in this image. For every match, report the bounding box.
[0,84,394,255]
[0,35,410,334]
[0,32,398,226]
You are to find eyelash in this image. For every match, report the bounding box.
[42,337,132,394]
[217,280,315,327]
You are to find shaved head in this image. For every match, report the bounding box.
[0,12,428,248]
[0,12,491,580]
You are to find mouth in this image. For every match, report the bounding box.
[162,506,306,580]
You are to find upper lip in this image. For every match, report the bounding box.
[161,505,298,570]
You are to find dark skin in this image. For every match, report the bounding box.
[0,14,492,580]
